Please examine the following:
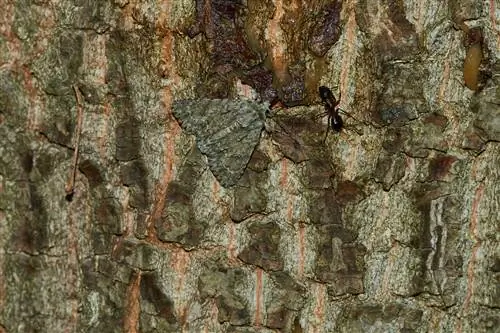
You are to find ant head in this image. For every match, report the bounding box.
[318,86,334,103]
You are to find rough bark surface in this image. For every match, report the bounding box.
[0,0,499,332]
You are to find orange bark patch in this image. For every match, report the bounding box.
[228,222,237,261]
[463,183,484,311]
[254,268,264,326]
[280,158,288,187]
[339,12,357,96]
[297,223,306,278]
[146,22,181,239]
[124,271,142,333]
[310,284,326,333]
[267,0,288,81]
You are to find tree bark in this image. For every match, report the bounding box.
[0,0,499,332]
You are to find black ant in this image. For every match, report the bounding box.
[318,86,361,141]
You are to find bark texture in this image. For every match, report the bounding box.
[0,0,499,332]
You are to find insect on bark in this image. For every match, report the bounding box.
[172,99,268,187]
[318,86,361,141]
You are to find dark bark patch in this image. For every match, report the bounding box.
[428,154,458,181]
[12,183,49,254]
[372,63,428,127]
[491,257,500,273]
[423,113,448,129]
[302,159,334,189]
[266,271,306,323]
[166,182,191,206]
[342,303,423,329]
[95,197,123,235]
[473,97,500,141]
[238,221,283,271]
[266,308,290,329]
[269,113,324,163]
[156,190,204,249]
[308,189,343,225]
[140,273,178,324]
[308,1,343,57]
[79,159,104,186]
[32,32,83,95]
[0,70,28,127]
[374,153,406,191]
[156,148,208,248]
[198,268,251,326]
[21,150,34,175]
[230,169,268,222]
[176,145,206,191]
[246,148,271,173]
[115,119,141,162]
[314,224,365,291]
[373,0,418,62]
[40,94,77,147]
[378,105,416,126]
[277,67,306,107]
[271,130,309,164]
[241,66,278,103]
[120,160,147,187]
[382,128,407,154]
[112,239,159,271]
[216,295,251,326]
[335,180,365,205]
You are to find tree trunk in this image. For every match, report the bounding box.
[0,0,499,332]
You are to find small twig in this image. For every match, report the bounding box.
[65,85,84,201]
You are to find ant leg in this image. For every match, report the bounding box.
[342,124,363,136]
[337,108,368,130]
[336,92,341,108]
[337,108,360,121]
[314,111,328,120]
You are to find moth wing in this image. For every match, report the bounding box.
[172,99,267,187]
